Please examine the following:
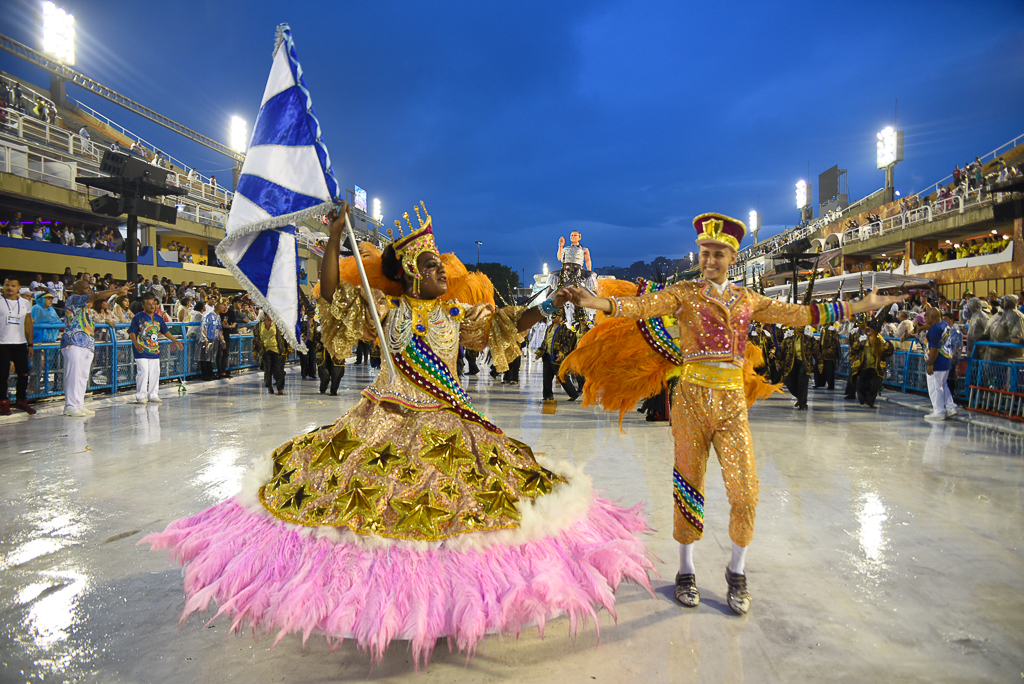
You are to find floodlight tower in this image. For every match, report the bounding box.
[796,180,812,222]
[876,125,905,203]
[40,1,75,107]
[229,115,247,191]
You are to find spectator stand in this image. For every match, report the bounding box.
[8,320,298,401]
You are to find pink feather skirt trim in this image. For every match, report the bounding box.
[141,495,654,667]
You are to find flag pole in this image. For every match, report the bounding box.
[342,210,398,379]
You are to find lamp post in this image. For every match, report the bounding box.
[475,240,483,270]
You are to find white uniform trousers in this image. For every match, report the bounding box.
[62,346,94,409]
[926,369,955,414]
[135,357,162,401]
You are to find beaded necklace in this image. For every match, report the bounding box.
[384,295,501,433]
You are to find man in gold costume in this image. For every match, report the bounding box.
[778,325,818,410]
[564,213,905,615]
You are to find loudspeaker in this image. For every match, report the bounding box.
[89,194,123,216]
[99,150,171,184]
[131,197,178,224]
[780,238,811,255]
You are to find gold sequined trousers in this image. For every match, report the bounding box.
[670,381,758,546]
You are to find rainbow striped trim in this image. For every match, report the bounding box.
[635,279,685,366]
[393,335,502,434]
[673,467,704,534]
[809,301,851,327]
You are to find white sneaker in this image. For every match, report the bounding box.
[64,407,89,417]
[82,408,96,415]
[945,407,958,418]
[131,397,148,404]
[148,396,163,404]
[924,411,946,422]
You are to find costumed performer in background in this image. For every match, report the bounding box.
[143,202,653,668]
[550,230,597,331]
[561,212,905,615]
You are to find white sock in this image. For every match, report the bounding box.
[728,542,747,575]
[678,543,695,575]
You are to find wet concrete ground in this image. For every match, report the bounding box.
[1,359,1022,683]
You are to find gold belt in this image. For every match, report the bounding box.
[679,362,743,391]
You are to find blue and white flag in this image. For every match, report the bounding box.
[217,24,340,352]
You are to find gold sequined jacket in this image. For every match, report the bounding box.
[609,280,843,367]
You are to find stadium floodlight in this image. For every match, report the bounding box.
[748,210,759,234]
[41,2,75,65]
[876,126,905,169]
[796,180,809,209]
[542,262,548,276]
[372,198,382,222]
[229,116,247,153]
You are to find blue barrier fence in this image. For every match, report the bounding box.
[8,321,298,400]
[828,337,1021,420]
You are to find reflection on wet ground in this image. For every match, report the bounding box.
[0,360,1022,683]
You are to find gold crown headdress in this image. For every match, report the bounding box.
[386,201,440,296]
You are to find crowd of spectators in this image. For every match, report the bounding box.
[162,240,198,263]
[920,234,1010,263]
[0,212,127,251]
[2,267,271,410]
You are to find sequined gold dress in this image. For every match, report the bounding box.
[144,282,653,667]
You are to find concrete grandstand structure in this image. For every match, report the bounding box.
[730,133,1024,306]
[0,59,385,292]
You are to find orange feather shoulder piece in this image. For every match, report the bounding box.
[313,245,495,306]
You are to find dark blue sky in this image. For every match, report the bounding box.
[2,0,1023,281]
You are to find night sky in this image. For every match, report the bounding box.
[2,0,1023,281]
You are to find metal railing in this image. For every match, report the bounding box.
[963,341,1024,421]
[0,137,228,232]
[2,105,233,218]
[10,321,303,401]
[915,132,1024,200]
[840,190,991,246]
[1,104,96,159]
[70,97,232,196]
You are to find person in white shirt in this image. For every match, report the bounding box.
[29,274,48,295]
[46,275,63,302]
[1,276,36,415]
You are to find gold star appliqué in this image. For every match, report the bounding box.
[474,480,521,521]
[311,425,364,469]
[438,478,460,501]
[419,428,475,477]
[461,467,487,488]
[390,491,453,537]
[513,466,557,497]
[481,444,510,476]
[331,476,384,523]
[362,442,405,476]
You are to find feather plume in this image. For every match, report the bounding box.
[141,494,654,670]
[314,246,496,306]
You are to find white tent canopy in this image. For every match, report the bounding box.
[764,272,933,301]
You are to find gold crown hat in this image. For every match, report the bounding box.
[693,212,747,252]
[388,202,441,295]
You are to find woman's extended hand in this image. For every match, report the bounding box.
[326,202,351,241]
